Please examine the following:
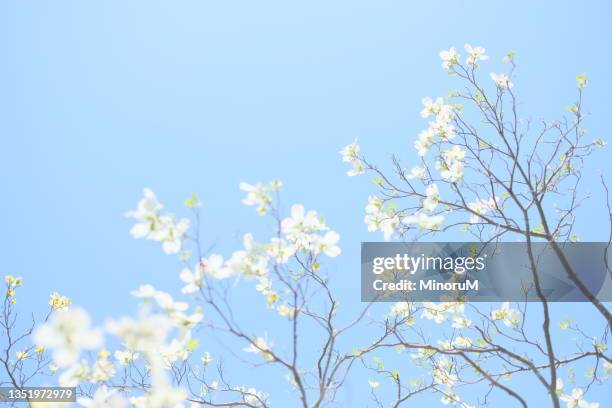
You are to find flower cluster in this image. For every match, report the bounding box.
[125,188,190,254]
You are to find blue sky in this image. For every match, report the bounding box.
[2,1,611,406]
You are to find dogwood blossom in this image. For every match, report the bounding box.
[436,156,464,182]
[421,97,444,118]
[129,386,187,408]
[126,189,190,254]
[464,44,488,65]
[490,72,513,89]
[313,231,342,257]
[421,302,465,324]
[130,284,157,298]
[240,387,267,406]
[453,336,472,348]
[156,216,190,254]
[114,349,139,366]
[430,119,456,141]
[106,314,172,354]
[281,204,330,250]
[243,336,274,361]
[439,47,459,70]
[58,360,90,386]
[339,141,365,176]
[125,188,163,239]
[153,291,189,315]
[78,386,126,408]
[467,196,499,224]
[49,292,71,310]
[364,196,401,240]
[240,181,281,215]
[225,234,269,278]
[180,254,229,292]
[491,302,521,328]
[432,367,458,387]
[407,166,426,179]
[276,304,296,319]
[559,388,599,408]
[404,212,444,231]
[179,266,203,294]
[33,308,103,368]
[422,183,440,212]
[267,237,296,264]
[415,129,436,156]
[89,355,116,383]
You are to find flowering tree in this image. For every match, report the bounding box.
[340,45,610,407]
[1,45,610,408]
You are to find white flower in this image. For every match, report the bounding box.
[340,141,365,176]
[126,190,190,254]
[422,183,440,212]
[125,188,163,239]
[33,308,103,368]
[313,231,341,257]
[106,315,172,354]
[490,72,513,89]
[440,47,459,70]
[114,350,139,366]
[58,361,90,387]
[339,140,360,162]
[451,316,472,328]
[432,367,458,388]
[156,216,190,255]
[78,386,126,408]
[467,196,499,224]
[379,214,401,240]
[243,336,274,360]
[420,97,444,118]
[560,388,599,408]
[365,195,384,214]
[267,238,296,264]
[368,380,380,389]
[415,129,435,156]
[430,119,456,140]
[441,391,460,405]
[129,386,187,408]
[453,336,472,348]
[241,387,267,406]
[491,302,521,328]
[436,157,464,182]
[407,166,426,179]
[421,302,465,324]
[153,291,189,314]
[390,302,413,319]
[464,44,488,65]
[179,267,202,294]
[131,284,157,299]
[240,181,280,215]
[170,311,203,330]
[404,212,444,231]
[277,304,296,319]
[281,204,328,249]
[201,352,213,366]
[443,146,465,161]
[181,255,229,290]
